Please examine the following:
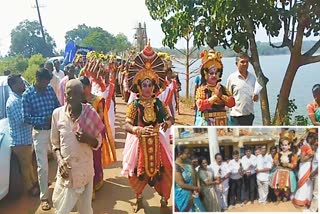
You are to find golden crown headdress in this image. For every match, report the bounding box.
[280,131,294,143]
[200,50,223,70]
[199,50,223,81]
[127,40,166,94]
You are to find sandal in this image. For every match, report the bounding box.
[41,200,51,211]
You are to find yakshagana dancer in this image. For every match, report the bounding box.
[121,40,173,213]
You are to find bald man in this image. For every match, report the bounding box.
[51,79,104,214]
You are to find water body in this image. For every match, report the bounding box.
[173,54,319,125]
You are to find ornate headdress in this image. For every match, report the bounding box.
[127,40,166,95]
[280,131,294,143]
[81,51,110,91]
[157,52,173,71]
[200,50,223,83]
[73,52,84,65]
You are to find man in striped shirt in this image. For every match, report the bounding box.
[6,74,38,196]
[22,68,60,211]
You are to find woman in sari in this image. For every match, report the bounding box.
[198,156,221,212]
[175,145,206,212]
[307,84,320,125]
[121,42,173,213]
[292,131,314,208]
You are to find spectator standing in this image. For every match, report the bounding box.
[22,68,60,211]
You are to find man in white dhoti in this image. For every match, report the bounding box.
[51,79,103,214]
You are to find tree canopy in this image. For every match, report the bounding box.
[9,20,56,58]
[65,24,132,53]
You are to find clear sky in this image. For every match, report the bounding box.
[0,0,316,56]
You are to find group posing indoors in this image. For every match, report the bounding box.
[174,129,318,212]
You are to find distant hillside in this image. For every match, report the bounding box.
[155,40,319,58]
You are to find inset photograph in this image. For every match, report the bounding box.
[174,127,318,212]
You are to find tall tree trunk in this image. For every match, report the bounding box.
[273,22,305,125]
[246,19,271,125]
[185,36,190,99]
[273,55,300,125]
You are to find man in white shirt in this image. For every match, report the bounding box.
[53,59,65,80]
[226,52,259,125]
[256,145,273,205]
[44,61,61,97]
[210,153,231,211]
[241,147,257,204]
[228,150,244,208]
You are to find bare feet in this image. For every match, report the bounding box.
[132,197,143,213]
[160,197,168,208]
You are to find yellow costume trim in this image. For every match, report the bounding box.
[126,102,138,125]
[133,69,159,86]
[139,98,157,123]
[201,50,223,70]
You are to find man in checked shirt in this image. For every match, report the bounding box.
[6,74,39,196]
[22,68,60,211]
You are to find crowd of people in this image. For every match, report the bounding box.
[5,42,176,213]
[3,42,319,214]
[174,129,318,212]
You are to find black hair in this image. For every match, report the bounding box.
[198,156,207,168]
[65,63,75,72]
[232,150,239,155]
[4,70,11,76]
[236,52,249,64]
[190,153,198,160]
[7,74,21,89]
[269,146,277,152]
[175,145,187,158]
[79,76,91,86]
[312,84,320,93]
[215,153,222,160]
[289,129,296,134]
[245,147,252,151]
[36,68,52,81]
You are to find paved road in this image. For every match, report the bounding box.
[0,97,172,214]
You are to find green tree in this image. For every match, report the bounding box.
[23,54,46,83]
[114,33,133,53]
[0,55,28,75]
[65,24,131,53]
[146,0,280,125]
[271,0,320,125]
[65,24,96,44]
[10,20,56,58]
[81,30,116,53]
